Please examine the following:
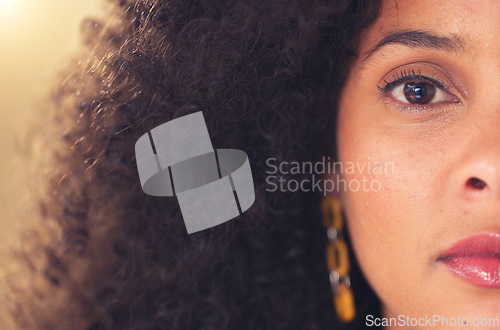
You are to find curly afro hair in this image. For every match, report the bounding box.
[8,0,381,328]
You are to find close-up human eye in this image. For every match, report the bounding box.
[377,69,461,112]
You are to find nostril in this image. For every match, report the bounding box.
[466,177,487,190]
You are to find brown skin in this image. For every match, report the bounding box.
[337,0,500,328]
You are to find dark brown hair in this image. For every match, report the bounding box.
[9,0,381,328]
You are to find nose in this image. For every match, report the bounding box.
[451,49,500,202]
[452,123,500,201]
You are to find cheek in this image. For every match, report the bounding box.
[337,126,411,275]
[335,94,449,311]
[337,137,417,312]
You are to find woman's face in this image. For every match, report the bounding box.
[337,0,500,327]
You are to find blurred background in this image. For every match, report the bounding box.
[0,0,103,326]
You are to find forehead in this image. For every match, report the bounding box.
[359,0,500,56]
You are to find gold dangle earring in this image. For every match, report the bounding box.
[321,196,355,322]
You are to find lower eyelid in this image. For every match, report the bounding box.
[382,93,461,116]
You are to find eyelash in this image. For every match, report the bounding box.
[376,68,458,113]
[377,68,450,94]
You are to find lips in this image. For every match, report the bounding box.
[438,233,500,288]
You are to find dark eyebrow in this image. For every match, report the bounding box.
[362,30,465,61]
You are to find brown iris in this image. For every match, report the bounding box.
[403,82,436,104]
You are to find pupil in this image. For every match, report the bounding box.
[403,82,436,104]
